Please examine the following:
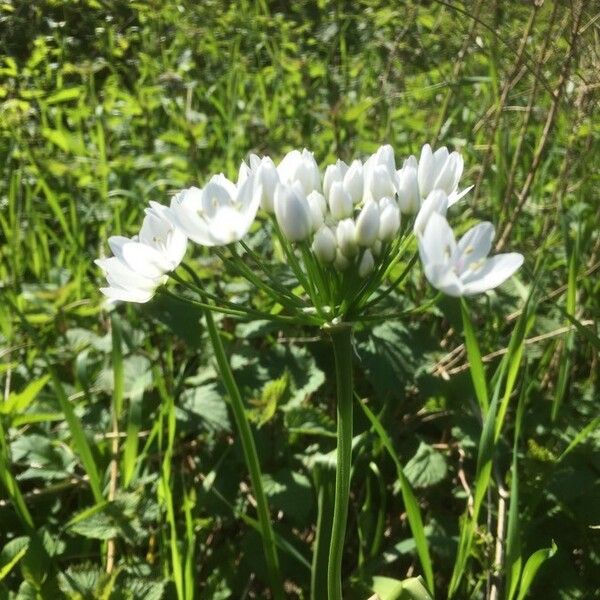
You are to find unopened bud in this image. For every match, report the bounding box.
[329,181,353,221]
[274,182,313,242]
[336,218,358,258]
[355,201,380,247]
[312,226,337,263]
[358,249,375,277]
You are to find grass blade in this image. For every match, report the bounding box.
[359,398,434,595]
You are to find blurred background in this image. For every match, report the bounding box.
[1,1,599,598]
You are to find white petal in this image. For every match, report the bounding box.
[453,222,495,275]
[448,184,473,207]
[100,286,155,304]
[96,257,160,291]
[418,211,456,267]
[418,144,434,198]
[461,253,524,295]
[423,263,463,297]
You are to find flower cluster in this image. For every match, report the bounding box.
[97,144,523,308]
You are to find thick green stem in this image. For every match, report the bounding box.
[203,309,284,600]
[326,323,354,600]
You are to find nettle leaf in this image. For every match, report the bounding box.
[402,442,447,489]
[10,433,74,481]
[232,342,325,411]
[66,492,149,544]
[177,384,231,433]
[357,322,426,397]
[57,564,107,597]
[146,292,204,348]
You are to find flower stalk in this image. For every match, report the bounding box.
[324,322,354,600]
[203,307,284,600]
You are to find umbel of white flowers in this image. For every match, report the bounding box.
[97,144,523,303]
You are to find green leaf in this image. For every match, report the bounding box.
[1,375,50,415]
[178,384,231,433]
[403,442,447,489]
[0,537,29,582]
[460,299,489,414]
[516,541,557,600]
[371,575,433,600]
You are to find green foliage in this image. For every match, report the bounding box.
[1,0,599,598]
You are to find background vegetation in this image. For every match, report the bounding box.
[1,0,598,598]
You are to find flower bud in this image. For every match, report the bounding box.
[278,149,321,196]
[378,197,401,241]
[274,182,313,242]
[255,156,279,213]
[307,191,327,230]
[355,201,380,247]
[413,189,448,236]
[323,160,348,199]
[358,249,375,278]
[367,164,397,202]
[334,249,350,272]
[312,225,337,263]
[396,156,420,214]
[336,218,358,258]
[343,160,364,204]
[329,181,353,221]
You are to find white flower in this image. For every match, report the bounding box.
[336,218,358,258]
[417,144,470,205]
[418,212,523,297]
[312,225,337,263]
[358,249,375,278]
[96,206,187,303]
[328,181,353,221]
[168,170,261,246]
[378,197,401,241]
[363,145,397,202]
[396,156,420,214]
[355,201,380,247]
[274,182,313,242]
[277,149,321,196]
[413,190,449,236]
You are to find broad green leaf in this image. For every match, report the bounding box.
[403,441,447,489]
